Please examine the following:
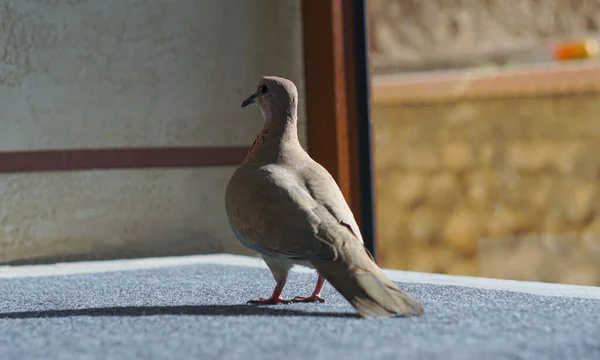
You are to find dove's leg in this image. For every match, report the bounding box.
[248,255,292,305]
[291,275,326,303]
[247,279,290,305]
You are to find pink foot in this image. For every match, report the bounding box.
[291,294,325,303]
[247,296,291,305]
[291,276,326,303]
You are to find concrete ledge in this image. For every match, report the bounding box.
[372,62,600,105]
[2,253,598,300]
[1,253,599,359]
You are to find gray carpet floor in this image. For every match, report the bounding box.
[0,263,599,360]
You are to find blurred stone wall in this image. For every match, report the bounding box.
[373,94,600,286]
[369,0,600,72]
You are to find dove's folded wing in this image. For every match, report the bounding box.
[301,161,365,244]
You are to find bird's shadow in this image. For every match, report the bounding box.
[0,304,360,319]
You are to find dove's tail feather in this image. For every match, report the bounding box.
[313,249,424,319]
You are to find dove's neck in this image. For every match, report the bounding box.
[244,110,303,163]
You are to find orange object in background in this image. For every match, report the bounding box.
[553,39,599,61]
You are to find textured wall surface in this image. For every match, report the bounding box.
[373,93,600,286]
[0,0,306,263]
[368,0,600,71]
[0,169,235,262]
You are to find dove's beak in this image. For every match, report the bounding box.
[241,92,258,108]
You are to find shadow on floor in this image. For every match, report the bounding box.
[0,304,360,319]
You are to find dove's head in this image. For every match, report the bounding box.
[241,76,298,121]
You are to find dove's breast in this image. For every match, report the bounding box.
[225,211,265,253]
[224,162,322,265]
[225,164,294,241]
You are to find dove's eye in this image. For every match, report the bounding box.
[258,85,268,95]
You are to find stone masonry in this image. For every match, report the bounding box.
[373,94,600,286]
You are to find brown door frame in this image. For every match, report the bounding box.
[301,0,377,259]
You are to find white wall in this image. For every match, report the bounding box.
[0,0,306,263]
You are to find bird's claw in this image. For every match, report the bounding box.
[291,295,325,303]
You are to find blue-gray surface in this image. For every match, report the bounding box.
[0,263,599,360]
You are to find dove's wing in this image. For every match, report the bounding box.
[300,160,364,244]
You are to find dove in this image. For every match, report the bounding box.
[224,76,424,318]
